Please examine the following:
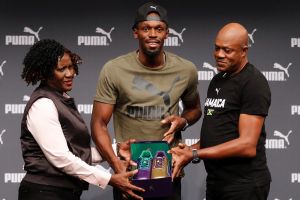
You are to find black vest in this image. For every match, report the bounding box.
[20,85,91,190]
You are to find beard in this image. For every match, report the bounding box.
[141,43,162,58]
[143,48,160,58]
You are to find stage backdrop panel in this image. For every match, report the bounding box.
[0,0,299,199]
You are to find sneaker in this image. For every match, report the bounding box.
[151,151,169,179]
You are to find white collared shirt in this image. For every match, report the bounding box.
[26,97,112,188]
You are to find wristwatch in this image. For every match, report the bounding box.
[181,118,189,131]
[191,149,200,164]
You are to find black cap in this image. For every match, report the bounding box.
[133,2,168,29]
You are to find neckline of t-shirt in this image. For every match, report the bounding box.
[221,62,250,79]
[134,51,167,71]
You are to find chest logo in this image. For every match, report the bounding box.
[132,75,180,106]
[207,109,214,116]
[204,98,226,108]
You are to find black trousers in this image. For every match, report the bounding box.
[18,180,82,200]
[206,182,270,200]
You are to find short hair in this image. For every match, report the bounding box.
[21,39,82,85]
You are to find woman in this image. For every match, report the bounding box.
[19,39,143,200]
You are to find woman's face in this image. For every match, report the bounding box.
[47,53,76,93]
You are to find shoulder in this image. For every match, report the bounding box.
[165,51,196,69]
[101,51,136,73]
[244,63,269,85]
[165,52,198,78]
[104,52,135,66]
[240,63,271,95]
[30,97,57,115]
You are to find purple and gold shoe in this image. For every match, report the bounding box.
[135,150,153,180]
[151,151,169,179]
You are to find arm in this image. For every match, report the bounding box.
[181,92,202,127]
[170,114,264,179]
[27,98,111,188]
[196,114,264,159]
[91,101,124,173]
[91,101,144,199]
[162,93,202,143]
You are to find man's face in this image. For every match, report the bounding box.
[134,13,168,57]
[214,35,246,74]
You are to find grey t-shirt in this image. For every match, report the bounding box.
[94,51,198,143]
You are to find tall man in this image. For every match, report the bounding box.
[170,22,272,200]
[91,2,201,199]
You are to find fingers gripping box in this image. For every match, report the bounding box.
[130,141,172,198]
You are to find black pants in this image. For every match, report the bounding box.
[113,178,181,200]
[206,182,270,200]
[18,180,82,200]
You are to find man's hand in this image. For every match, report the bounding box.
[118,139,137,167]
[161,115,187,144]
[109,169,145,200]
[169,143,193,180]
[115,139,145,199]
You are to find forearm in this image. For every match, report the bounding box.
[181,93,202,125]
[197,114,263,159]
[190,141,200,150]
[197,138,256,159]
[52,150,112,188]
[181,109,201,125]
[91,122,121,173]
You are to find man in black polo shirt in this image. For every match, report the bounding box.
[170,22,271,200]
